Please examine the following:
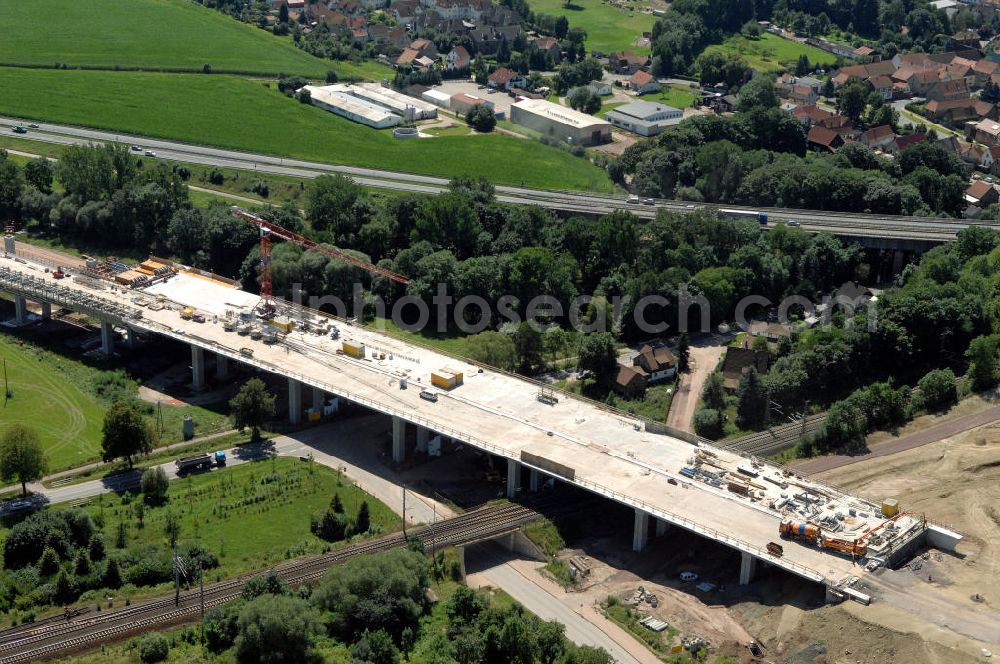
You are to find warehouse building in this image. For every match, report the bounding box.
[422,88,453,108]
[509,98,611,146]
[604,101,683,136]
[450,92,494,115]
[352,83,437,120]
[301,85,399,128]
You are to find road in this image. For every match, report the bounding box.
[793,403,1000,476]
[666,339,727,433]
[1,117,995,243]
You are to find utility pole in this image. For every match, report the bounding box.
[801,399,809,438]
[173,543,180,607]
[401,484,407,538]
[431,501,437,560]
[199,561,205,635]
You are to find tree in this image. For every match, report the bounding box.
[917,368,958,411]
[307,174,363,236]
[229,378,276,442]
[568,87,600,114]
[139,632,170,663]
[332,492,345,514]
[836,78,869,123]
[242,570,289,601]
[536,620,566,664]
[140,466,169,505]
[966,336,999,391]
[466,104,497,133]
[554,15,569,39]
[736,366,769,429]
[74,550,91,576]
[0,425,47,496]
[677,333,690,373]
[103,558,122,588]
[513,322,544,373]
[313,509,347,542]
[89,534,106,562]
[794,54,810,76]
[563,645,613,664]
[701,371,726,411]
[350,629,400,664]
[23,158,54,193]
[39,546,60,576]
[577,332,618,383]
[235,594,322,664]
[278,2,289,23]
[163,510,181,547]
[467,331,517,371]
[101,402,156,469]
[355,501,371,535]
[693,408,724,438]
[736,75,778,112]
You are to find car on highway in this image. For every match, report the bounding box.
[131,145,142,152]
[12,126,27,134]
[626,197,641,205]
[642,198,655,205]
[28,123,39,128]
[145,150,156,157]
[419,390,438,402]
[786,220,800,227]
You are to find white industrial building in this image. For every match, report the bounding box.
[509,98,611,146]
[300,83,437,129]
[422,89,452,108]
[604,101,683,136]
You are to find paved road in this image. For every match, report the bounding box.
[794,404,1000,476]
[1,117,992,243]
[466,542,648,664]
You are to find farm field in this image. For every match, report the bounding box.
[0,68,613,191]
[0,0,363,78]
[527,0,656,54]
[702,33,839,72]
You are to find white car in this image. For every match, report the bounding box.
[145,150,156,157]
[679,572,699,582]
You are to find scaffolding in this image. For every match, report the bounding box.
[0,266,141,322]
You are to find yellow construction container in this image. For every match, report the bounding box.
[307,410,322,422]
[267,316,294,333]
[180,306,194,320]
[431,369,463,390]
[342,341,366,359]
[882,498,899,517]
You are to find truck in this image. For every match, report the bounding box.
[175,454,213,472]
[180,306,195,320]
[719,208,768,226]
[214,450,227,466]
[778,519,820,543]
[239,347,254,357]
[192,312,206,323]
[12,126,27,134]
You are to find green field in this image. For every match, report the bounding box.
[703,33,838,72]
[0,0,356,78]
[0,68,612,191]
[0,336,105,470]
[528,0,655,54]
[644,85,700,109]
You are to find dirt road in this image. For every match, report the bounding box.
[793,402,1000,476]
[666,339,726,432]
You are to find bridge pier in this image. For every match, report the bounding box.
[288,378,302,425]
[216,353,230,381]
[892,250,905,274]
[40,301,51,320]
[191,346,205,390]
[529,468,541,492]
[655,518,670,537]
[739,552,757,586]
[506,459,521,498]
[392,416,406,463]
[312,386,324,408]
[14,294,27,325]
[632,508,649,552]
[125,327,138,349]
[100,320,115,356]
[415,426,429,453]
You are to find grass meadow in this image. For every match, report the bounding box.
[703,33,839,72]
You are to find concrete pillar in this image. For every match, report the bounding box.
[739,552,757,586]
[632,508,649,552]
[456,545,467,580]
[40,302,51,319]
[100,320,115,356]
[529,469,541,492]
[125,327,138,348]
[214,354,229,381]
[655,518,670,537]
[392,416,406,463]
[288,378,302,425]
[191,346,205,391]
[415,426,429,453]
[312,386,324,408]
[506,458,521,499]
[892,250,905,274]
[14,295,27,325]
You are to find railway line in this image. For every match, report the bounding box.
[722,413,827,457]
[0,501,555,663]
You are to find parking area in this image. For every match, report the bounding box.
[432,79,518,116]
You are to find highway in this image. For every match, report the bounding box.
[2,117,996,244]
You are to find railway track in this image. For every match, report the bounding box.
[722,413,826,457]
[0,501,553,663]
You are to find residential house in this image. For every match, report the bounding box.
[868,75,894,101]
[627,70,660,95]
[774,73,823,103]
[395,48,421,66]
[389,0,421,25]
[791,104,833,127]
[886,133,926,155]
[952,28,982,48]
[632,345,677,383]
[853,45,877,61]
[612,364,648,398]
[748,320,793,341]
[960,142,985,167]
[807,125,845,152]
[925,78,970,102]
[814,114,853,131]
[925,97,995,124]
[967,180,1000,206]
[970,118,1000,145]
[531,36,561,63]
[568,81,613,98]
[721,348,769,392]
[860,124,896,150]
[609,50,649,75]
[488,67,526,91]
[445,45,471,70]
[980,145,1000,175]
[974,58,1000,85]
[409,37,438,59]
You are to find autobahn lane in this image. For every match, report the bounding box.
[3,117,996,242]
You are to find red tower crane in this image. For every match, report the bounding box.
[229,206,410,314]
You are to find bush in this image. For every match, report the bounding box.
[139,632,170,663]
[204,601,243,653]
[917,368,958,412]
[693,408,724,439]
[235,595,322,664]
[140,467,170,505]
[466,104,497,132]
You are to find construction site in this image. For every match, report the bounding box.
[1,207,991,662]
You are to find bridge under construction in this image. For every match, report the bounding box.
[0,234,963,603]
